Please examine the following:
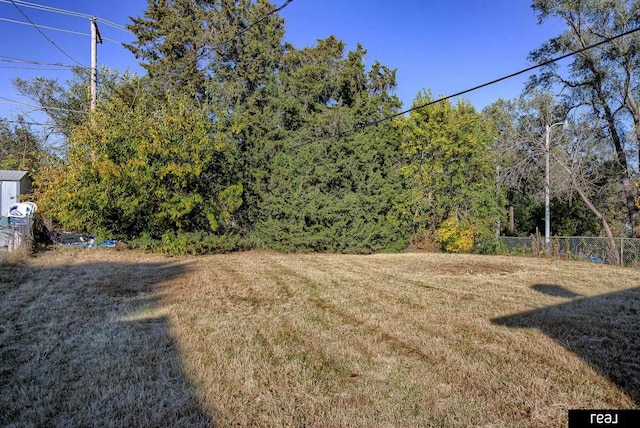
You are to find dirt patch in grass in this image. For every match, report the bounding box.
[1,248,638,427]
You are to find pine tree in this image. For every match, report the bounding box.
[253,38,410,253]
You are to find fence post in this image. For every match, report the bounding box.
[620,237,624,266]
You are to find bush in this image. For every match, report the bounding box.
[408,229,441,252]
[473,237,507,255]
[131,231,245,256]
[435,218,474,253]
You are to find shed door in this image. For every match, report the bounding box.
[1,181,19,217]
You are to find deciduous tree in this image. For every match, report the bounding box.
[401,91,502,249]
[486,93,626,253]
[35,78,241,242]
[529,0,640,236]
[0,117,42,172]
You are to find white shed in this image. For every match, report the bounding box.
[0,170,32,217]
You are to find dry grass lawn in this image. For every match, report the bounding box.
[1,247,638,427]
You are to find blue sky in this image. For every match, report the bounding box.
[0,0,566,126]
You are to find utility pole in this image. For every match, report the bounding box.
[544,120,566,255]
[90,18,103,112]
[496,165,501,238]
[545,124,551,254]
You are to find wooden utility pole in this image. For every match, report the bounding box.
[90,18,103,112]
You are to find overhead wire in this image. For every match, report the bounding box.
[1,0,87,19]
[211,0,295,50]
[0,1,300,120]
[0,16,124,44]
[1,118,52,126]
[9,0,627,146]
[0,55,85,68]
[0,0,297,67]
[291,25,640,150]
[0,16,85,36]
[0,1,132,118]
[0,0,131,32]
[0,66,77,71]
[0,95,88,114]
[8,0,84,66]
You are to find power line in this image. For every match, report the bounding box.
[292,25,640,150]
[1,0,295,62]
[0,96,88,114]
[0,0,85,17]
[0,0,131,32]
[8,0,84,66]
[0,55,85,68]
[0,66,76,71]
[0,16,84,36]
[0,16,124,44]
[1,118,52,126]
[211,0,295,50]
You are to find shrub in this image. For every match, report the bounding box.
[409,229,441,252]
[473,236,507,255]
[131,231,245,256]
[435,218,474,253]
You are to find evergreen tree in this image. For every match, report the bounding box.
[253,39,410,253]
[33,1,411,254]
[127,0,287,232]
[125,0,214,97]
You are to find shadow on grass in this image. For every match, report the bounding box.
[492,286,640,403]
[530,283,583,299]
[0,258,214,427]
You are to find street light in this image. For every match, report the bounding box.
[544,120,567,255]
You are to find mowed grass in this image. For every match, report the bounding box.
[1,248,638,427]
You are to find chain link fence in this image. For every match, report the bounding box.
[0,215,35,252]
[501,236,640,267]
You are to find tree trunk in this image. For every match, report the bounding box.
[625,90,640,237]
[574,183,620,265]
[553,154,621,265]
[592,90,640,237]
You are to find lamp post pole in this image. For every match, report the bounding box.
[544,121,566,255]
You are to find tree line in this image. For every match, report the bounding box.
[1,0,639,255]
